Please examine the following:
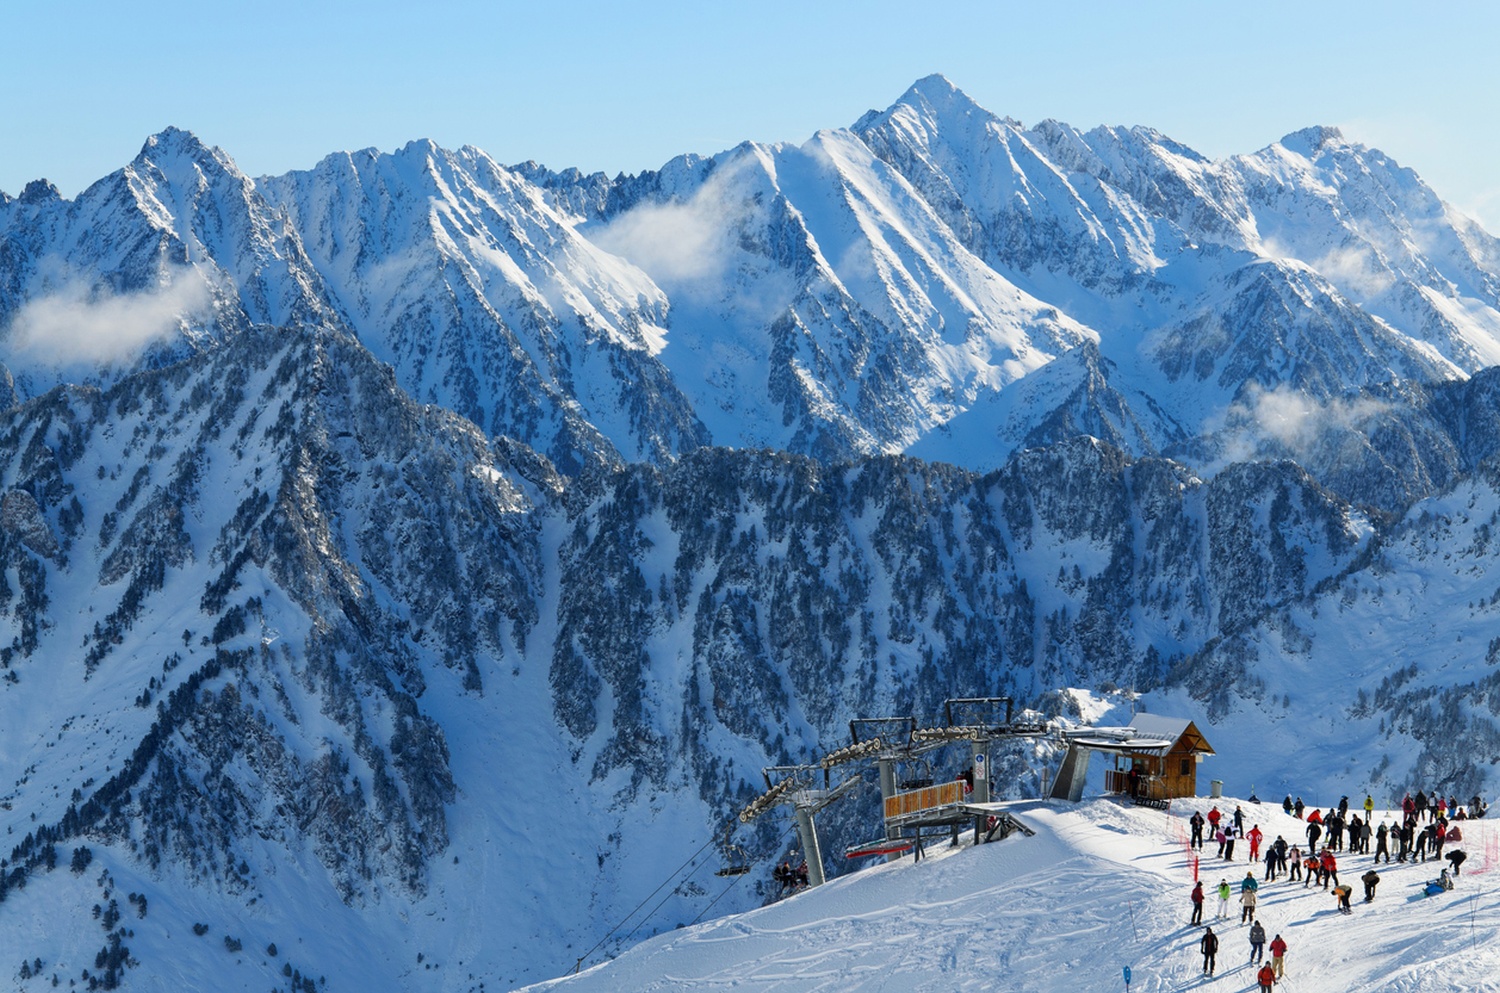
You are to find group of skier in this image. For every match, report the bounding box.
[1187,790,1484,983]
[771,859,809,894]
[1196,919,1287,986]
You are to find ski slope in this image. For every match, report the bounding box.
[521,797,1500,992]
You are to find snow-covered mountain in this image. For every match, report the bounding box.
[3,77,1500,990]
[7,76,1500,505]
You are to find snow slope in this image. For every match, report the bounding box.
[525,796,1500,993]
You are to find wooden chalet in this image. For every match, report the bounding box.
[1050,713,1215,806]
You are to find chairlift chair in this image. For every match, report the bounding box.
[715,825,752,877]
[899,757,934,791]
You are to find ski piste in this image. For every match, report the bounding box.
[523,794,1500,993]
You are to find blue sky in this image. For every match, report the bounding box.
[4,1,1499,230]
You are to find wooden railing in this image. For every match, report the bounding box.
[1105,770,1165,800]
[884,779,966,820]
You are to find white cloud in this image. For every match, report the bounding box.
[6,270,210,367]
[1214,383,1392,468]
[585,156,763,289]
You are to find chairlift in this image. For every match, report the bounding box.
[899,757,934,791]
[771,848,809,895]
[714,826,752,877]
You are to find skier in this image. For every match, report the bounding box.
[1190,810,1205,850]
[1283,795,1294,816]
[1321,848,1339,890]
[1257,961,1276,993]
[1201,926,1219,976]
[1216,878,1231,919]
[1207,805,1222,833]
[1248,918,1266,962]
[1247,824,1263,862]
[1447,849,1468,876]
[1269,933,1288,979]
[1233,805,1245,837]
[1306,819,1322,852]
[1288,843,1303,882]
[1364,794,1375,819]
[1361,868,1380,902]
[1333,883,1353,914]
[1190,880,1204,925]
[1239,885,1258,924]
[1375,820,1390,863]
[1294,796,1305,819]
[1215,826,1228,860]
[1327,811,1344,851]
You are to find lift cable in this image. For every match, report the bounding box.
[690,820,799,927]
[572,832,718,975]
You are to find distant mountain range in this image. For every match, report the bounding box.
[1,77,1499,990]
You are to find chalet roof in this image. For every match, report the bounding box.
[1129,713,1215,755]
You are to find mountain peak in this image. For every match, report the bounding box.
[1278,125,1346,157]
[902,73,997,121]
[18,178,61,205]
[855,74,1015,137]
[138,125,210,160]
[132,126,248,184]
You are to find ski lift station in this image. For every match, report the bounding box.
[1049,713,1216,807]
[567,704,1222,974]
[730,704,1214,892]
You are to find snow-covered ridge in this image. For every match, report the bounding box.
[5,76,1500,502]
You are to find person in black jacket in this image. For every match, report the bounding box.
[1361,869,1380,902]
[1201,927,1219,976]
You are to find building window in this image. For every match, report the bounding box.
[1180,758,1192,776]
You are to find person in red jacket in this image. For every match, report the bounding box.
[1257,961,1276,992]
[1269,933,1288,978]
[1247,824,1264,861]
[1190,880,1204,925]
[1321,848,1339,890]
